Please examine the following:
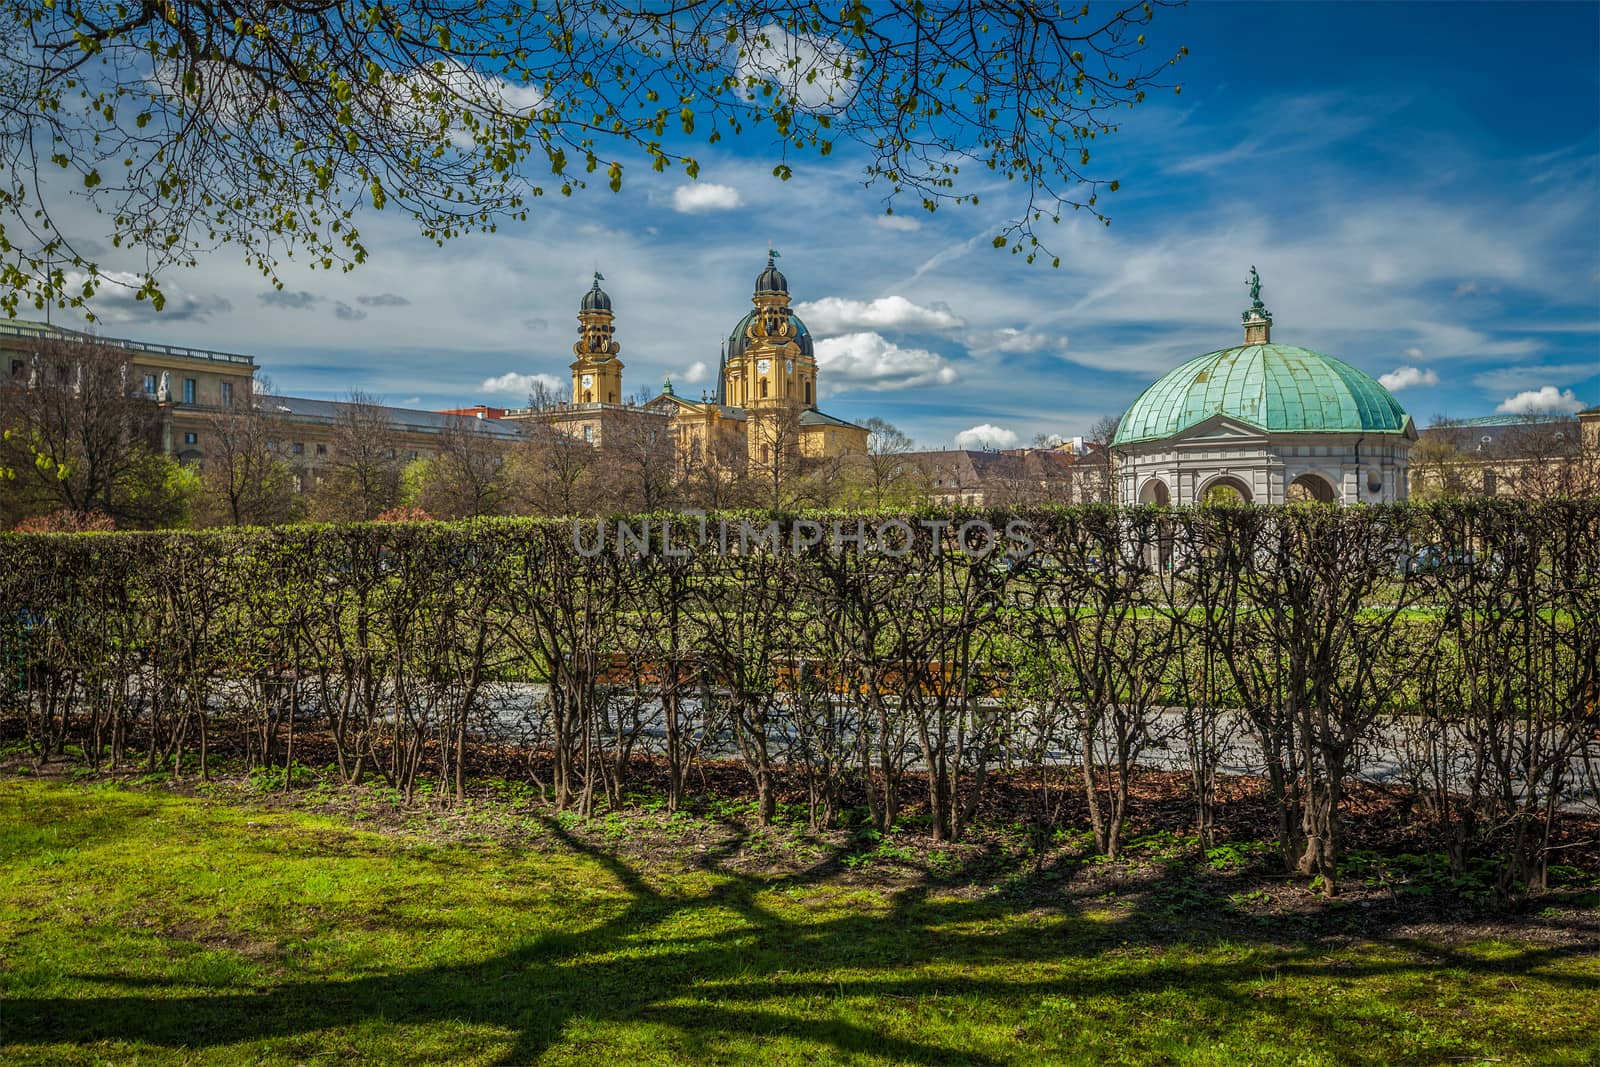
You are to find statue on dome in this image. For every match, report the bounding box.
[1247,265,1262,305]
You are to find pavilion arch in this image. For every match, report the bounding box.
[1198,475,1253,505]
[1137,477,1171,506]
[1287,472,1338,504]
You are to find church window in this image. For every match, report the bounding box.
[184,432,198,445]
[760,379,768,398]
[583,390,592,403]
[804,381,812,405]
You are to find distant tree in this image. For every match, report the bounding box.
[835,417,927,508]
[0,337,192,527]
[193,379,303,527]
[1084,412,1122,502]
[310,392,404,522]
[678,425,752,512]
[406,416,509,519]
[600,413,678,514]
[748,406,818,511]
[1408,434,1469,501]
[4,2,1184,317]
[505,382,605,517]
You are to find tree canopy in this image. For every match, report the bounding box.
[1,1,1184,317]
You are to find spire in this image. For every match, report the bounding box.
[1242,264,1272,344]
[662,375,675,396]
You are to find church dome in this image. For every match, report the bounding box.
[1114,343,1413,447]
[726,308,814,360]
[580,273,611,312]
[756,261,788,294]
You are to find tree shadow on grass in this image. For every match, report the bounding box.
[7,812,1600,1065]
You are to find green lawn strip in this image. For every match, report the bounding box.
[1,778,1595,1065]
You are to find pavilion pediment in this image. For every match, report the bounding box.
[1169,413,1269,446]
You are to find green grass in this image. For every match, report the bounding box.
[2,779,1597,1065]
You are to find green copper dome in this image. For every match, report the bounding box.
[1113,343,1413,446]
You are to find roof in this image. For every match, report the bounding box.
[271,396,524,439]
[1114,342,1413,446]
[1422,416,1583,457]
[0,318,256,367]
[799,408,865,431]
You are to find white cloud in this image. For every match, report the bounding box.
[874,214,922,232]
[480,371,564,398]
[672,183,744,214]
[63,270,231,324]
[1378,365,1439,391]
[796,295,964,335]
[1496,386,1584,416]
[813,332,958,394]
[989,327,1069,355]
[678,360,710,384]
[735,23,856,112]
[954,423,1019,451]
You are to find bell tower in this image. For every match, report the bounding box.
[571,272,624,405]
[736,249,817,412]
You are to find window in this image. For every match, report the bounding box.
[583,425,594,443]
[804,381,812,405]
[760,379,768,398]
[409,451,419,461]
[1483,469,1497,495]
[182,378,196,404]
[316,443,327,456]
[220,381,233,406]
[292,442,304,455]
[143,373,157,395]
[9,359,22,379]
[183,432,198,445]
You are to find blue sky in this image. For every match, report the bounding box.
[39,2,1600,448]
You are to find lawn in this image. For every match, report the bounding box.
[1,777,1596,1065]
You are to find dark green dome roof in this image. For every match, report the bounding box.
[1114,343,1413,446]
[580,272,611,312]
[726,308,814,360]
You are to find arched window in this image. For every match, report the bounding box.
[760,379,768,399]
[804,380,812,405]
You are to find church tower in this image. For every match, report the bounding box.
[571,272,624,405]
[723,250,818,411]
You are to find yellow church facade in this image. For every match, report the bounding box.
[536,255,868,469]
